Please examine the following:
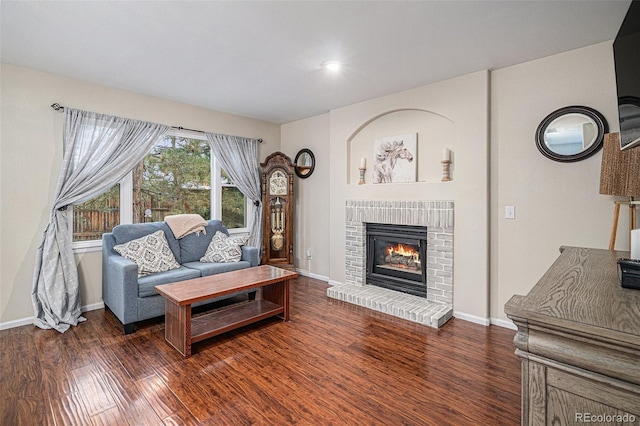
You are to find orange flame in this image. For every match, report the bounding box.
[386,244,419,259]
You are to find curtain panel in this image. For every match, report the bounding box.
[32,108,170,333]
[205,133,263,250]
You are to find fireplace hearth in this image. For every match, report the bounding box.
[366,223,428,297]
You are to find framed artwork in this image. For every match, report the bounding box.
[372,133,417,183]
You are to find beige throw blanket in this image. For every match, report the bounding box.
[165,214,208,239]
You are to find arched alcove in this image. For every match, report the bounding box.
[347,109,455,184]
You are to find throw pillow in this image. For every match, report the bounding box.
[114,230,181,277]
[200,231,249,263]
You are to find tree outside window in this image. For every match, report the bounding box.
[133,136,211,224]
[221,170,246,229]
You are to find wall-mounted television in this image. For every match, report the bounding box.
[613,0,640,150]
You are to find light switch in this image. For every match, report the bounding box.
[505,206,516,219]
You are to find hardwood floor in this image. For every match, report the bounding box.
[1,277,521,425]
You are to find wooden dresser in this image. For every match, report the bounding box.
[505,246,640,425]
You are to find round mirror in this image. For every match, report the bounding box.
[535,106,608,162]
[294,148,315,178]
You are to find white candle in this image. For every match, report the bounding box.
[360,157,366,169]
[442,148,450,161]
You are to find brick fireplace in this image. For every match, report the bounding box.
[327,200,454,328]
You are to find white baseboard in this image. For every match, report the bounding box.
[82,301,105,312]
[295,269,330,283]
[327,279,342,286]
[453,311,491,326]
[452,311,518,330]
[490,317,517,330]
[0,316,33,330]
[0,301,105,331]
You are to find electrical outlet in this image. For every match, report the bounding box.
[306,248,312,260]
[505,206,516,219]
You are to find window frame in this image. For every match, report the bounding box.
[71,175,133,253]
[211,156,251,236]
[71,130,250,251]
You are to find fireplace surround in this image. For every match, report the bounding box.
[327,200,454,328]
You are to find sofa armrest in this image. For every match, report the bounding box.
[241,246,260,267]
[104,255,140,324]
[102,233,140,325]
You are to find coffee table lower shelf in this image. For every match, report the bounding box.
[191,299,283,343]
[164,297,286,357]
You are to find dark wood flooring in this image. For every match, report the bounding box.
[1,276,521,425]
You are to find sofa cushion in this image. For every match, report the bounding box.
[114,230,181,277]
[200,231,248,263]
[112,221,182,263]
[137,266,201,298]
[179,220,229,263]
[182,261,251,277]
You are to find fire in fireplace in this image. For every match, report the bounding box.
[366,223,428,297]
[379,243,422,273]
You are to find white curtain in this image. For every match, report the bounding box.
[205,133,262,249]
[32,108,170,332]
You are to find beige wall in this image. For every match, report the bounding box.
[348,110,454,185]
[328,71,491,321]
[280,114,331,279]
[490,41,622,325]
[0,64,280,326]
[281,42,624,327]
[282,73,493,327]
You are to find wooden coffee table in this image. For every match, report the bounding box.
[155,265,297,357]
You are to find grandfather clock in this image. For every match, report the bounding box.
[261,152,295,271]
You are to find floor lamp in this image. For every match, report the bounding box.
[599,133,640,250]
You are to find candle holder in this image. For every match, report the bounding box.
[441,160,452,182]
[358,167,366,185]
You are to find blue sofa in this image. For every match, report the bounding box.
[102,220,260,334]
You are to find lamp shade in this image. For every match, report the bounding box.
[599,133,640,197]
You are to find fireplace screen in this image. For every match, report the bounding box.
[373,240,422,276]
[366,223,428,297]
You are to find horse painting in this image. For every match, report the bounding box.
[372,139,415,183]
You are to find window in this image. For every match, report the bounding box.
[133,135,212,224]
[72,184,120,242]
[72,131,249,247]
[220,170,247,229]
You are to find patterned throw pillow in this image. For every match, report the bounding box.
[113,230,181,277]
[200,231,249,263]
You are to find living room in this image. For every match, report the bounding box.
[2,1,639,424]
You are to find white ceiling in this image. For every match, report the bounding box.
[0,1,631,124]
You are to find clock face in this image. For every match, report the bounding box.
[269,170,288,195]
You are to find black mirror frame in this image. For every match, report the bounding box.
[294,148,315,178]
[535,105,608,163]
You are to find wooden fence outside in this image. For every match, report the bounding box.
[73,209,120,241]
[73,207,173,241]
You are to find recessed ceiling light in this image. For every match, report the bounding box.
[322,61,342,72]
